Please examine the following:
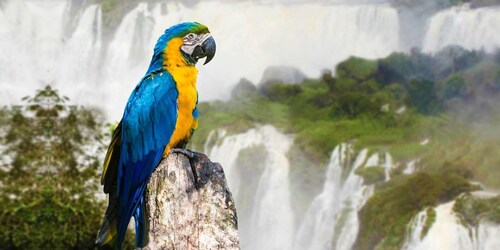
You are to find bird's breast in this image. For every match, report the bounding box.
[166,66,199,152]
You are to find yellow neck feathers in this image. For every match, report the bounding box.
[162,37,199,155]
[162,37,198,89]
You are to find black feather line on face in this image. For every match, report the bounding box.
[181,50,198,65]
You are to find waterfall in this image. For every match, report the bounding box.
[1,0,400,120]
[3,0,500,120]
[206,130,408,250]
[206,125,294,250]
[294,145,363,250]
[403,199,500,250]
[295,147,399,250]
[403,209,429,249]
[0,0,102,103]
[203,125,498,250]
[3,1,500,248]
[422,5,500,53]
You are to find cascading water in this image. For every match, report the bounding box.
[295,145,362,250]
[403,208,429,249]
[3,0,500,120]
[403,200,500,250]
[204,125,500,249]
[3,0,500,248]
[0,0,103,103]
[294,146,398,250]
[1,0,401,120]
[204,126,407,249]
[206,125,294,250]
[422,5,500,53]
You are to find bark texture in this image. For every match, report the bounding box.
[144,152,240,249]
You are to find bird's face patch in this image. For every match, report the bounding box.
[180,32,216,65]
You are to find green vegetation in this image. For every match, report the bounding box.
[0,86,134,249]
[101,0,119,13]
[195,56,428,162]
[421,207,436,239]
[453,193,500,226]
[354,172,478,250]
[193,47,500,189]
[190,97,290,152]
[189,46,500,249]
[355,166,386,185]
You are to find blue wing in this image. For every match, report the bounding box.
[117,70,178,247]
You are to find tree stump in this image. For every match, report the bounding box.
[143,152,240,249]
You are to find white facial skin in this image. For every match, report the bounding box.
[180,33,212,58]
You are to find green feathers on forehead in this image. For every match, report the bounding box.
[172,22,210,37]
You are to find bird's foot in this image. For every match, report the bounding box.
[170,148,199,185]
[170,148,196,160]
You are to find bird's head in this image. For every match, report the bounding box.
[177,22,216,66]
[148,22,216,73]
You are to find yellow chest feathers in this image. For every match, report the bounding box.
[163,37,199,151]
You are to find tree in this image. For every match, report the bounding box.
[0,86,110,249]
[439,73,469,101]
[408,79,440,114]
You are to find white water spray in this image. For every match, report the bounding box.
[404,201,500,250]
[423,5,500,53]
[3,1,500,120]
[294,147,396,250]
[206,125,294,249]
[1,0,401,120]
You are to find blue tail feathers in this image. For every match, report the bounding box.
[117,149,164,249]
[134,196,147,247]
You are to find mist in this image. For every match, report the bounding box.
[1,0,500,249]
[2,0,498,121]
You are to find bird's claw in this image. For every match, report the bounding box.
[170,148,195,160]
[170,148,199,183]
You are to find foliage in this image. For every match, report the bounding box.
[193,47,500,186]
[354,172,478,250]
[336,57,378,81]
[453,193,500,226]
[420,207,436,239]
[407,79,440,114]
[189,46,500,249]
[438,73,468,101]
[376,51,435,87]
[189,97,289,151]
[0,86,130,249]
[355,166,386,185]
[264,83,303,102]
[418,116,500,189]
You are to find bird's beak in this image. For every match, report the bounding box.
[192,34,216,65]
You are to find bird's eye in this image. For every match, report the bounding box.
[187,33,195,40]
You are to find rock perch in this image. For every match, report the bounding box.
[143,151,240,249]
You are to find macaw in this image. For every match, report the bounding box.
[95,22,216,249]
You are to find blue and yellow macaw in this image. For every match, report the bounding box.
[95,22,216,249]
